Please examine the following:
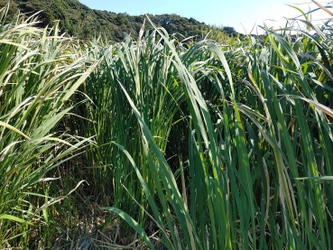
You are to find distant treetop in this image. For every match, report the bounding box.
[0,0,241,42]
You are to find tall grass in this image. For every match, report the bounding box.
[0,4,94,248]
[98,11,333,250]
[1,2,333,249]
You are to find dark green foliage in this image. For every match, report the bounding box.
[0,0,238,42]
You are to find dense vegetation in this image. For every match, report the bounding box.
[0,0,238,42]
[1,1,333,249]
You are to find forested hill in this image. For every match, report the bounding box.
[0,0,239,42]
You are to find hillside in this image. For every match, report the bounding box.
[0,0,239,42]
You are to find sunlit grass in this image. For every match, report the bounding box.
[0,4,94,248]
[1,2,333,249]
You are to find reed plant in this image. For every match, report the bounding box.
[1,2,333,249]
[0,4,94,248]
[99,10,333,250]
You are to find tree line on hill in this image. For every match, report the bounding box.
[0,0,241,42]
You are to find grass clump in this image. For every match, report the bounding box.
[1,2,333,249]
[0,4,94,248]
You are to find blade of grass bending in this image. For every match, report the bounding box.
[147,17,229,248]
[119,81,200,249]
[0,121,30,140]
[261,70,311,247]
[266,30,303,79]
[311,0,333,16]
[119,183,174,248]
[261,72,296,211]
[110,141,174,250]
[296,176,333,181]
[294,98,328,248]
[209,42,256,248]
[268,24,332,246]
[30,107,72,139]
[102,207,155,249]
[61,59,101,102]
[297,96,333,119]
[0,214,33,226]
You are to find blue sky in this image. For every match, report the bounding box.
[79,0,331,33]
